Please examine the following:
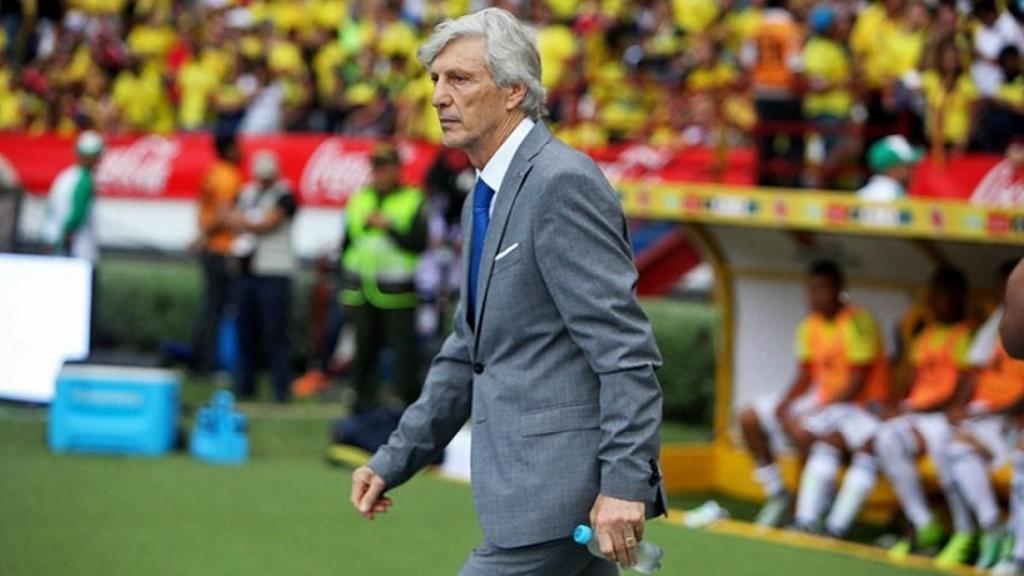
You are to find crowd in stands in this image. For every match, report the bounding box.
[1,0,1022,188]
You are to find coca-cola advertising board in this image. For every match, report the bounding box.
[0,132,1003,202]
[0,133,440,208]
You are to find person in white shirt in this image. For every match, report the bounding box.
[45,131,104,261]
[45,130,105,348]
[857,135,923,203]
[228,150,298,403]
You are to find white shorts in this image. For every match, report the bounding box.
[884,412,954,460]
[958,408,1011,468]
[801,403,881,451]
[752,391,820,454]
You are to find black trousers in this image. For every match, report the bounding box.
[755,96,805,188]
[237,275,292,403]
[191,251,234,374]
[346,303,419,413]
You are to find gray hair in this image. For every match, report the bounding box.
[418,8,547,120]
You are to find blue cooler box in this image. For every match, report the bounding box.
[49,365,181,456]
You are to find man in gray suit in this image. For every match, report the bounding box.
[350,8,666,574]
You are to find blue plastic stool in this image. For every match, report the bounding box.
[190,389,249,465]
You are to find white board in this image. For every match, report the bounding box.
[0,254,91,402]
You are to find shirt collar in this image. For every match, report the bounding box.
[477,117,535,193]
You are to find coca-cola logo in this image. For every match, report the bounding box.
[95,136,180,196]
[300,139,374,205]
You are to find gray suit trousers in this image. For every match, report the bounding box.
[459,537,619,576]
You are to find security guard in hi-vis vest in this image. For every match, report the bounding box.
[342,142,428,413]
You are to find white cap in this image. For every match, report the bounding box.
[76,131,104,157]
[251,150,279,180]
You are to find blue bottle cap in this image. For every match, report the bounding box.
[573,525,593,545]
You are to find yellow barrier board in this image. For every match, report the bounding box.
[619,181,1024,245]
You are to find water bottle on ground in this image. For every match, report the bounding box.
[573,524,663,574]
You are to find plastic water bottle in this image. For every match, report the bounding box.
[573,525,663,574]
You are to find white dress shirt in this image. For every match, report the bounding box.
[477,117,535,216]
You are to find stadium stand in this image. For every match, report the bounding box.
[0,0,1021,190]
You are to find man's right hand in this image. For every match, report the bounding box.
[351,466,393,520]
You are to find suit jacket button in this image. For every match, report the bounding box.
[473,363,485,374]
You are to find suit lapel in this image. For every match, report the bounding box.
[472,123,552,348]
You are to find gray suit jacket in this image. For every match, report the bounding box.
[368,122,667,548]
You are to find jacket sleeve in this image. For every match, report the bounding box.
[533,165,664,503]
[366,299,474,489]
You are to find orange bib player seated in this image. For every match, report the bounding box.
[799,305,890,409]
[970,326,1024,416]
[789,265,893,533]
[904,321,974,413]
[871,267,978,561]
[944,318,1024,470]
[796,291,890,455]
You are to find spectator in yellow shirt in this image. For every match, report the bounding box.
[177,47,219,131]
[802,6,853,159]
[975,45,1024,153]
[126,11,176,68]
[532,1,577,90]
[717,0,763,56]
[111,56,174,133]
[686,35,738,95]
[672,0,719,34]
[850,0,904,90]
[918,40,979,153]
[553,90,610,151]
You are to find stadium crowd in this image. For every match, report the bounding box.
[1,0,1022,187]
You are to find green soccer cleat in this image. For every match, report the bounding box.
[888,537,912,560]
[754,493,793,528]
[1000,533,1016,563]
[977,530,1006,570]
[934,531,977,568]
[915,520,946,551]
[889,519,946,560]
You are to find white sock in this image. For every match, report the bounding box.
[1012,452,1024,559]
[795,443,841,527]
[825,452,878,536]
[755,463,786,499]
[933,449,977,534]
[876,424,934,530]
[951,444,1001,530]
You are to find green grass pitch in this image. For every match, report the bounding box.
[0,406,947,575]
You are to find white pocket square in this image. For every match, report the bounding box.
[495,243,519,261]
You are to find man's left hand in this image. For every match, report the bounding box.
[589,494,645,568]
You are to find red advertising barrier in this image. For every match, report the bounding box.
[0,133,441,208]
[0,132,1003,205]
[909,155,1004,200]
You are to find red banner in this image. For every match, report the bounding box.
[0,133,441,208]
[0,132,1002,205]
[909,155,1004,200]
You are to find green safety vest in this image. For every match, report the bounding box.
[341,185,424,309]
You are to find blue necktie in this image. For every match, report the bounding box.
[468,178,495,325]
